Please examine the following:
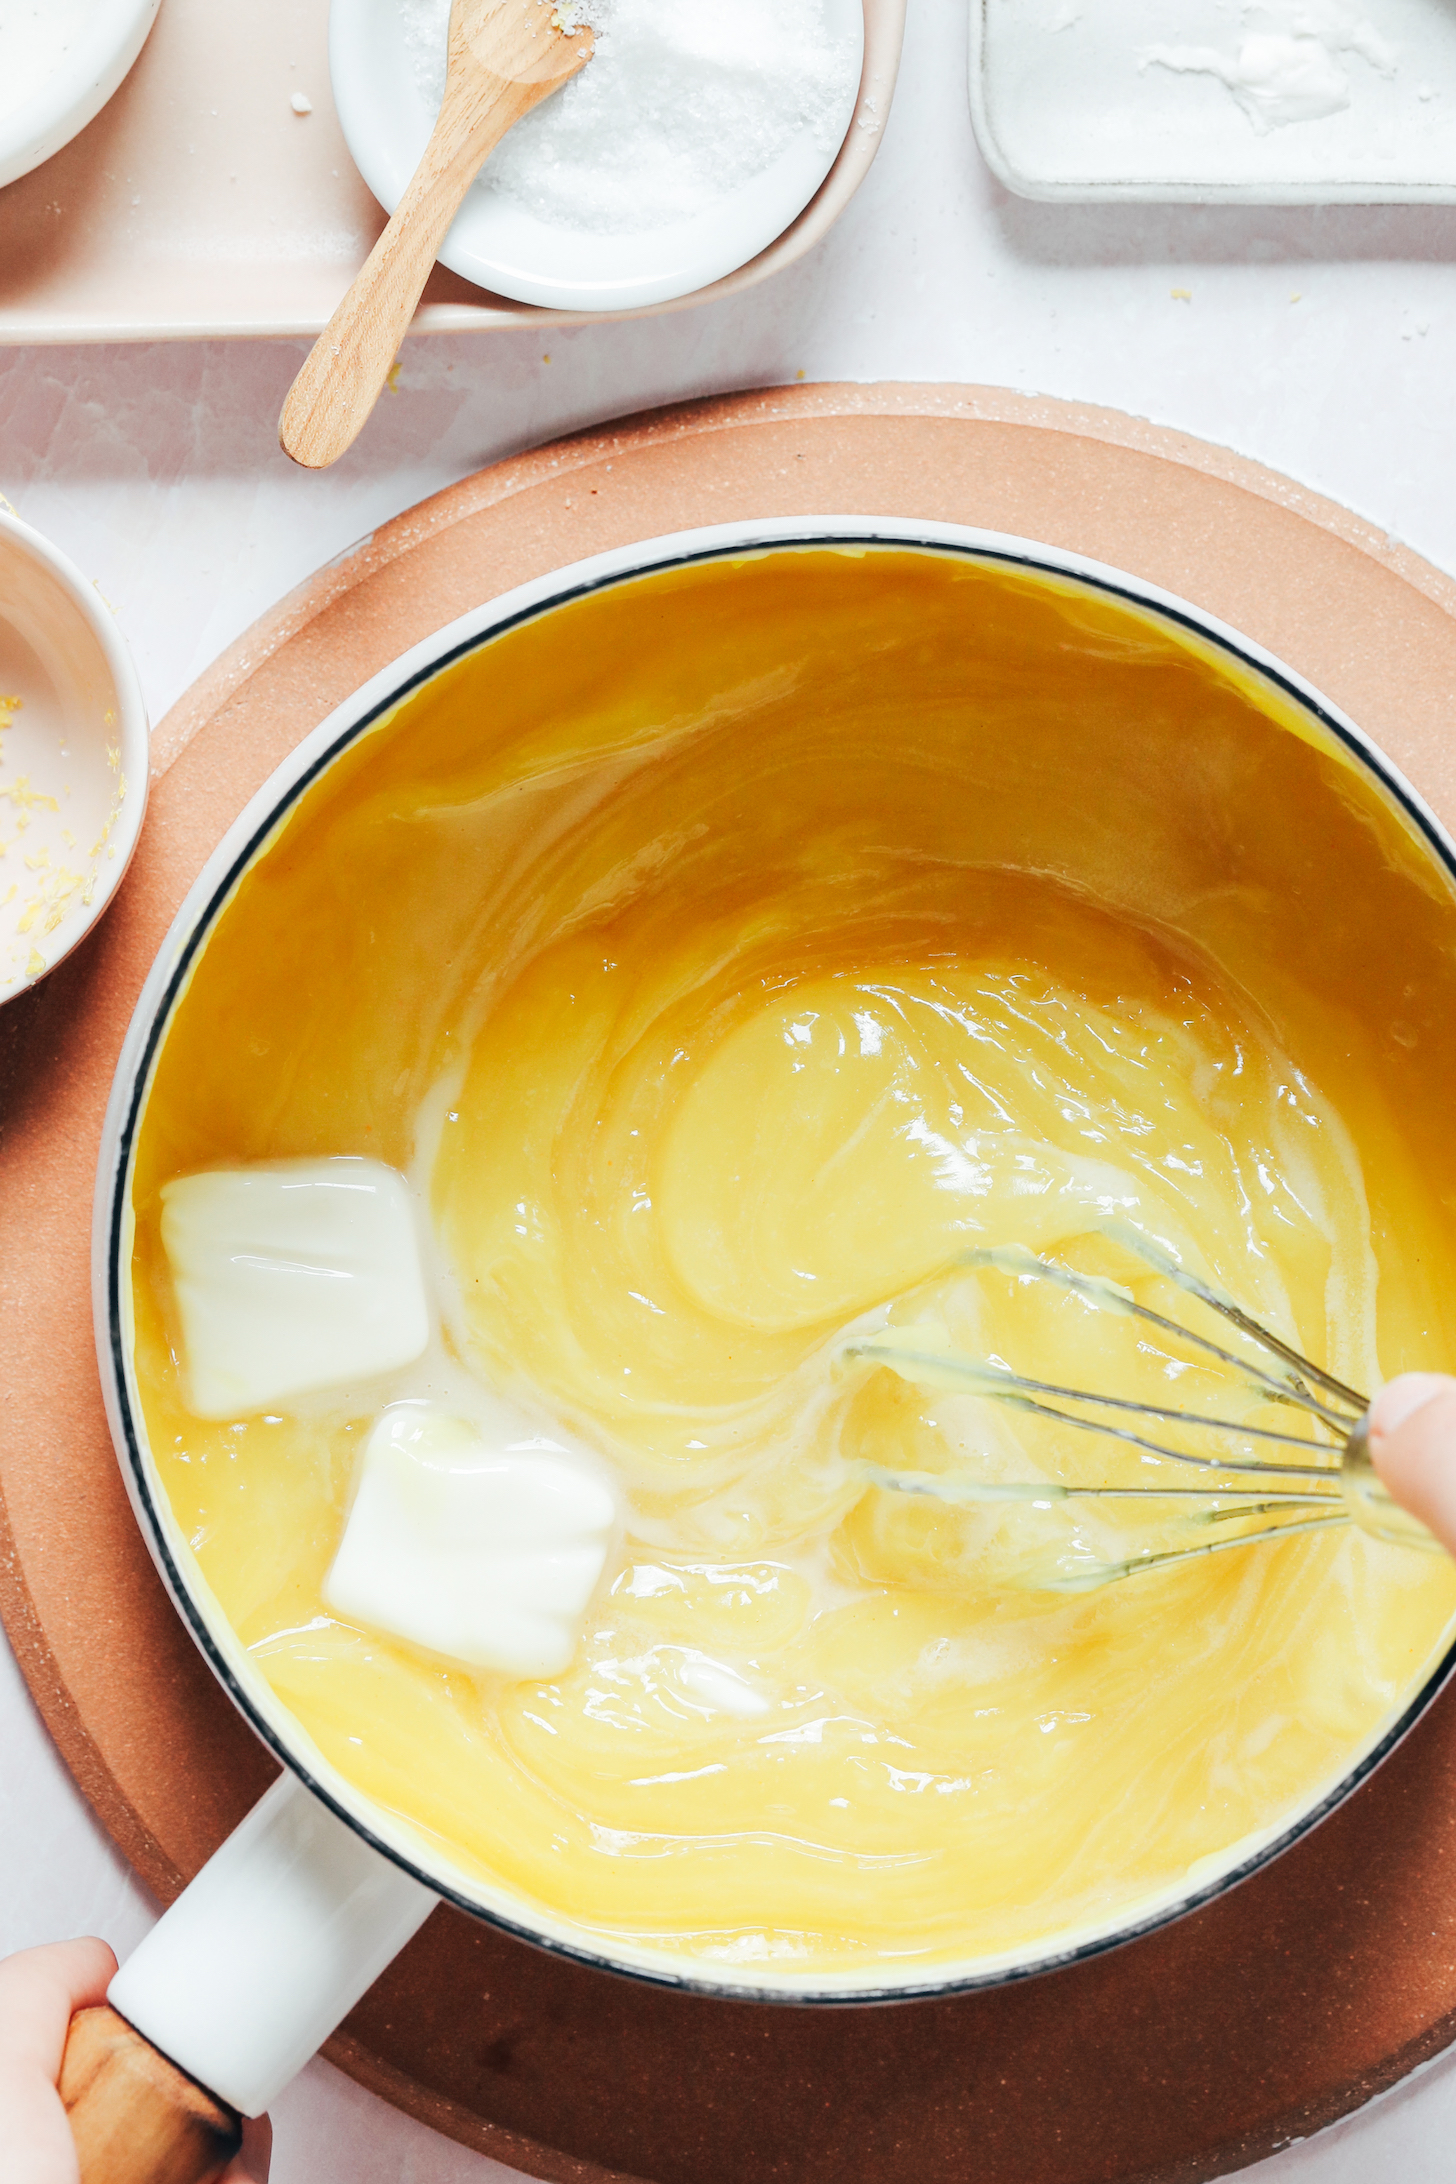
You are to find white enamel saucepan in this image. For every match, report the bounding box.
[68,518,1456,2180]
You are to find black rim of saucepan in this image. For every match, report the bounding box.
[103,529,1456,2006]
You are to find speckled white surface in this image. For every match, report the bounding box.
[6,0,1456,2172]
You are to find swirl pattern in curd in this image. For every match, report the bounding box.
[129,548,1456,1979]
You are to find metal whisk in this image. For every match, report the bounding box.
[841,1231,1440,1593]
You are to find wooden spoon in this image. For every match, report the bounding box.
[280,0,593,471]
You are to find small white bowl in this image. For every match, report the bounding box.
[0,0,161,191]
[329,0,865,312]
[0,510,148,1003]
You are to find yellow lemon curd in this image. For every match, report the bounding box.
[128,548,1456,1982]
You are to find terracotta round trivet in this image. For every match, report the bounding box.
[6,383,1456,2184]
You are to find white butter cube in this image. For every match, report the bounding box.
[160,1159,431,1420]
[324,1406,617,1678]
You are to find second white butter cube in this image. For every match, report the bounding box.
[325,1406,617,1678]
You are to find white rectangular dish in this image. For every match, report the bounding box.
[0,0,902,343]
[971,0,1456,203]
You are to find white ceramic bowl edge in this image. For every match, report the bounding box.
[0,508,149,1002]
[0,0,161,192]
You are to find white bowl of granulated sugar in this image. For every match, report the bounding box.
[329,0,865,311]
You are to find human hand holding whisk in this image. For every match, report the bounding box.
[1370,1375,1456,1551]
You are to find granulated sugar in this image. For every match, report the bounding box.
[399,0,859,234]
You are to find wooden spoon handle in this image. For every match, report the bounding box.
[280,72,544,471]
[61,2005,243,2184]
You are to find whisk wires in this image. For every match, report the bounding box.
[841,1232,1381,1592]
[841,1343,1344,1482]
[963,1239,1364,1433]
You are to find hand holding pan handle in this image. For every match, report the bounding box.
[61,2008,242,2184]
[59,1776,434,2182]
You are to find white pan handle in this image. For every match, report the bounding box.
[106,1772,435,2117]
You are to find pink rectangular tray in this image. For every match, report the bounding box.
[0,0,903,343]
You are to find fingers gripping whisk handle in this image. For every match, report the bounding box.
[1341,1416,1444,1552]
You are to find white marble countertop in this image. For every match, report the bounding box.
[6,0,1456,2174]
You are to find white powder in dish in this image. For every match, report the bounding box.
[1140,2,1398,134]
[399,0,859,234]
